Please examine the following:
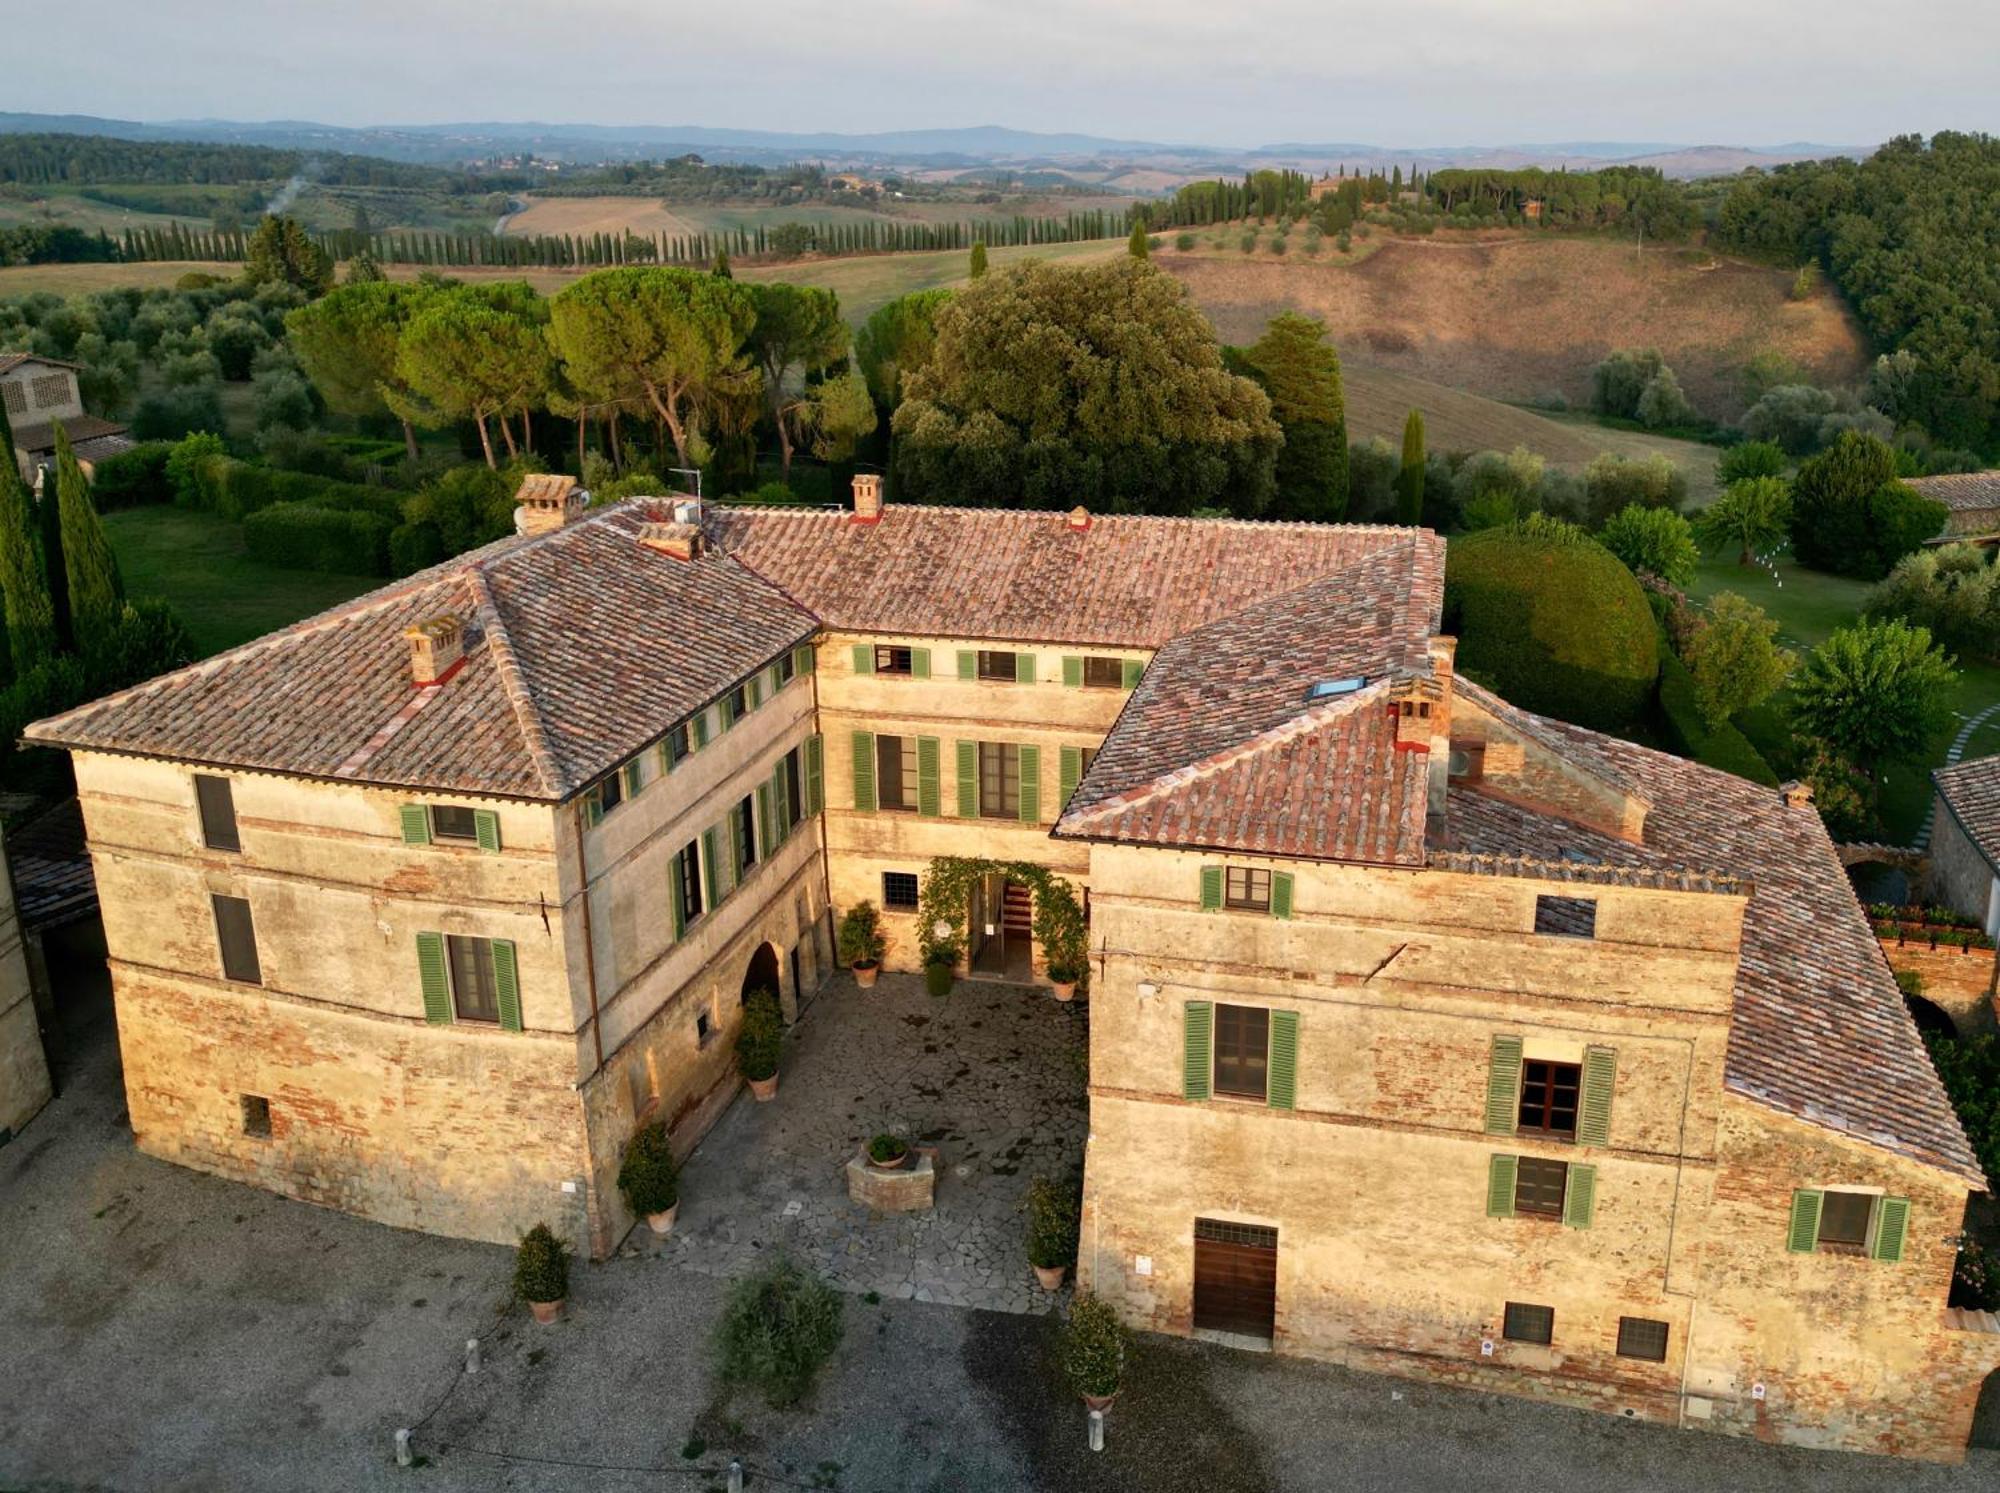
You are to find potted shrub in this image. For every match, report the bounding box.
[838,901,886,988]
[1060,1293,1126,1410]
[924,957,954,998]
[1025,1175,1080,1290]
[866,1132,910,1170]
[737,988,784,1101]
[1045,962,1081,1003]
[1032,879,1088,1002]
[515,1222,570,1324]
[617,1120,680,1234]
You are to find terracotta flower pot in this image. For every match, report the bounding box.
[747,1073,778,1102]
[1034,1263,1066,1291]
[529,1298,564,1325]
[1050,980,1076,1003]
[646,1203,678,1235]
[1081,1390,1118,1412]
[853,961,880,988]
[867,1147,910,1171]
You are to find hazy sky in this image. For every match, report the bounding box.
[13,0,1999,146]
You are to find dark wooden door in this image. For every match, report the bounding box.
[1192,1219,1277,1340]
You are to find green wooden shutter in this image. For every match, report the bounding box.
[1063,656,1083,687]
[1486,1154,1518,1218]
[746,673,762,710]
[728,805,746,885]
[1199,864,1224,911]
[1183,1001,1213,1101]
[622,758,644,798]
[911,646,931,679]
[583,790,604,829]
[917,736,941,816]
[1122,658,1144,689]
[1562,1163,1597,1229]
[702,826,722,910]
[956,740,977,817]
[1577,1046,1617,1147]
[473,809,501,853]
[1485,1036,1524,1135]
[492,940,522,1032]
[756,782,773,859]
[1059,745,1082,805]
[720,694,738,731]
[668,854,687,940]
[793,642,815,675]
[1870,1197,1911,1262]
[852,643,874,675]
[804,734,823,815]
[851,730,877,811]
[770,763,791,846]
[1267,1009,1299,1110]
[691,711,710,749]
[1018,744,1040,823]
[957,649,976,680]
[1786,1190,1823,1253]
[400,805,431,845]
[1015,652,1036,685]
[1271,872,1295,920]
[416,933,450,1024]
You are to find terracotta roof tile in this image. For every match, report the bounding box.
[11,415,128,454]
[1906,471,2000,513]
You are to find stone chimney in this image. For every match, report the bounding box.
[1780,780,1816,810]
[404,615,465,687]
[1066,505,1091,533]
[514,474,585,536]
[851,472,883,525]
[638,521,703,561]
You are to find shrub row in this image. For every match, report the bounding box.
[1655,640,1780,787]
[243,501,395,576]
[88,442,177,510]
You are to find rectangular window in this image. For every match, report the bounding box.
[882,871,920,910]
[1816,1190,1875,1254]
[874,645,914,676]
[1616,1317,1670,1362]
[30,372,71,410]
[194,774,240,852]
[1225,867,1271,912]
[977,649,1017,682]
[1518,1060,1581,1140]
[978,742,1020,819]
[1213,1003,1270,1101]
[728,683,750,721]
[695,1007,713,1045]
[1502,1301,1555,1346]
[446,934,500,1024]
[430,804,480,842]
[587,771,624,823]
[1514,1156,1569,1219]
[877,734,920,812]
[734,795,758,875]
[774,651,795,688]
[241,1094,272,1138]
[0,381,22,415]
[666,722,691,769]
[1533,895,1598,938]
[1082,655,1125,688]
[212,894,261,985]
[674,840,704,928]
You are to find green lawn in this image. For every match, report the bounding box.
[105,506,380,658]
[1688,552,2000,842]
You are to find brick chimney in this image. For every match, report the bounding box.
[638,521,702,561]
[404,615,465,687]
[1066,505,1091,533]
[851,472,883,525]
[1780,780,1815,810]
[514,474,585,536]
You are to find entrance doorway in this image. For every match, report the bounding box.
[968,873,1032,982]
[741,942,781,1006]
[1193,1218,1278,1345]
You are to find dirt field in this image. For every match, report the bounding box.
[1159,233,1868,420]
[501,192,1135,242]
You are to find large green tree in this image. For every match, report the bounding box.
[286,281,431,460]
[1789,431,1947,579]
[242,215,333,297]
[52,424,123,655]
[745,283,850,482]
[1683,592,1793,728]
[0,421,55,676]
[1235,312,1348,520]
[1396,408,1425,526]
[1695,475,1792,565]
[855,289,951,414]
[395,288,553,468]
[1789,617,1956,778]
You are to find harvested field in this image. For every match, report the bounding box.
[501,192,1135,242]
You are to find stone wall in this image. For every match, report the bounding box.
[1878,935,1998,1034]
[1929,802,1999,936]
[0,827,50,1143]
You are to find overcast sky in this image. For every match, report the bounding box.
[12,0,1999,147]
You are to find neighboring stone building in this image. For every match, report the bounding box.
[0,353,132,486]
[1908,471,2000,545]
[1932,755,2000,936]
[23,475,2000,1460]
[0,822,53,1145]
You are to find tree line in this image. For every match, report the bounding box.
[0,132,474,191]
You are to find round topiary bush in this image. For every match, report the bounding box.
[1443,515,1659,732]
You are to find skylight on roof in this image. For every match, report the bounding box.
[1306,677,1367,702]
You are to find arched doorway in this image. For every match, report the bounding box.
[1973,1367,2000,1450]
[1905,993,1957,1039]
[741,942,781,1007]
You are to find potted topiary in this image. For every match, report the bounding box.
[737,988,784,1101]
[924,957,954,998]
[515,1222,570,1324]
[1025,1175,1081,1290]
[839,901,886,988]
[617,1120,680,1234]
[1032,878,1088,1002]
[1060,1293,1126,1410]
[866,1132,910,1170]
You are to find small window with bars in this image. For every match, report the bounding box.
[1502,1301,1554,1345]
[882,871,920,910]
[1615,1316,1669,1362]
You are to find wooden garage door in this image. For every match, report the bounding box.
[1192,1218,1277,1340]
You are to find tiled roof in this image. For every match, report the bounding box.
[1055,539,1444,861]
[24,504,818,800]
[1906,471,2000,513]
[1934,754,2000,872]
[1448,680,1984,1186]
[0,353,82,376]
[6,798,96,931]
[11,416,127,454]
[706,504,1424,648]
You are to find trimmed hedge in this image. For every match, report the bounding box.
[213,463,401,524]
[1655,639,1780,787]
[243,502,394,576]
[1444,517,1660,732]
[88,442,176,510]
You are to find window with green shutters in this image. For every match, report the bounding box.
[1486,1153,1595,1228]
[1266,1009,1299,1110]
[756,782,774,857]
[702,826,723,910]
[1062,656,1084,687]
[910,646,931,679]
[1270,872,1295,920]
[917,736,941,816]
[957,649,977,680]
[1485,1154,1518,1217]
[668,853,688,941]
[400,804,431,845]
[1122,658,1145,689]
[1018,744,1041,823]
[1576,1046,1617,1146]
[852,643,874,675]
[1198,864,1294,918]
[417,932,520,1032]
[491,940,522,1032]
[1015,652,1036,684]
[1561,1163,1597,1229]
[1183,1000,1213,1101]
[793,643,815,676]
[803,735,824,815]
[1787,1189,1911,1260]
[1199,864,1224,911]
[622,757,644,799]
[417,932,450,1023]
[851,730,877,811]
[1485,1035,1524,1134]
[1059,745,1083,805]
[956,740,978,817]
[691,710,710,749]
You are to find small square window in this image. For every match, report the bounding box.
[695,1008,714,1045]
[977,649,1017,682]
[1533,895,1597,939]
[1502,1301,1555,1345]
[1225,867,1271,912]
[1616,1316,1669,1362]
[1816,1190,1875,1254]
[1514,1156,1569,1218]
[882,871,920,909]
[874,645,913,675]
[430,805,479,841]
[241,1093,271,1138]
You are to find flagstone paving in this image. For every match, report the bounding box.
[641,969,1090,1315]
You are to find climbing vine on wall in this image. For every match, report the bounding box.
[916,856,1089,989]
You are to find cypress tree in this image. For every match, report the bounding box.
[0,420,55,677]
[969,241,988,279]
[1397,408,1427,526]
[1128,220,1149,259]
[713,247,732,279]
[53,425,123,656]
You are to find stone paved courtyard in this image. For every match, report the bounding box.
[645,969,1090,1314]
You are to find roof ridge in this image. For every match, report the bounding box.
[462,566,566,797]
[712,501,1432,539]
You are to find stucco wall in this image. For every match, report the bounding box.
[1929,800,1999,935]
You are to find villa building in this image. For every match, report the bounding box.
[1,353,131,487]
[23,473,2000,1461]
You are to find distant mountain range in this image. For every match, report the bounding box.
[0,112,1868,180]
